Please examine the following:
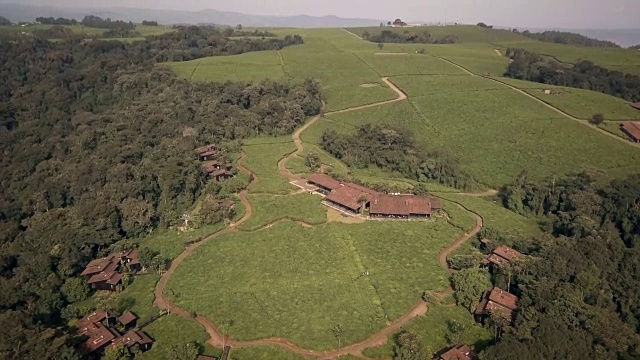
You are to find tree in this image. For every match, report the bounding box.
[445,320,466,345]
[380,22,385,27]
[362,31,370,40]
[452,268,491,312]
[332,324,345,350]
[304,152,322,172]
[387,21,392,26]
[394,332,428,360]
[236,24,243,30]
[61,277,90,303]
[103,345,131,360]
[168,342,199,360]
[95,291,119,314]
[378,42,384,50]
[590,113,605,125]
[138,247,157,269]
[477,22,488,28]
[413,183,429,195]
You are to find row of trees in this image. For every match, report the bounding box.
[35,16,78,25]
[141,20,158,26]
[505,47,640,102]
[364,30,459,44]
[0,25,319,358]
[476,172,640,358]
[517,30,621,48]
[79,15,136,30]
[320,123,475,190]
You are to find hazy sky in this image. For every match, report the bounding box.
[5,0,640,28]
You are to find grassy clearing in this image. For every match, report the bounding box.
[229,346,307,360]
[138,223,226,260]
[357,53,467,76]
[434,194,541,237]
[116,274,160,323]
[242,139,296,195]
[138,314,219,360]
[166,219,461,350]
[285,155,309,174]
[442,200,478,231]
[522,87,640,121]
[390,74,502,97]
[0,24,108,36]
[238,193,327,231]
[168,50,284,82]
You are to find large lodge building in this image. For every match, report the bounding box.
[307,174,441,219]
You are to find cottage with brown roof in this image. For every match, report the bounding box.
[438,344,478,360]
[76,309,153,354]
[484,245,524,268]
[307,173,342,194]
[474,287,519,324]
[111,330,153,351]
[326,184,377,213]
[196,145,219,161]
[118,311,138,329]
[370,194,439,219]
[82,249,140,291]
[620,121,640,143]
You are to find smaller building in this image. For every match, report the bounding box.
[195,145,219,161]
[484,245,524,267]
[438,344,478,360]
[81,249,140,291]
[620,122,640,143]
[474,287,519,324]
[118,311,138,329]
[110,329,153,351]
[115,249,141,272]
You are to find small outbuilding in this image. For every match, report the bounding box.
[118,311,138,329]
[620,121,640,143]
[484,245,524,268]
[438,344,478,360]
[474,287,519,324]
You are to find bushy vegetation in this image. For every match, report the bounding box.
[518,30,620,48]
[0,26,317,359]
[80,15,135,30]
[505,47,640,102]
[320,123,474,189]
[366,29,459,44]
[481,172,640,358]
[36,16,78,25]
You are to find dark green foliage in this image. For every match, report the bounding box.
[0,27,319,358]
[81,15,135,30]
[394,332,429,360]
[36,17,78,25]
[486,173,640,358]
[320,124,475,189]
[477,22,493,28]
[304,152,321,172]
[368,30,459,44]
[168,342,200,360]
[629,44,640,50]
[590,113,605,125]
[451,268,491,311]
[504,48,640,102]
[142,20,158,26]
[231,29,277,37]
[520,30,620,48]
[61,277,90,303]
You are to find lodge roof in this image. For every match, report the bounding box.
[487,245,524,266]
[475,287,519,323]
[488,287,518,310]
[80,322,119,353]
[621,121,640,141]
[77,309,116,327]
[326,185,376,211]
[111,330,153,348]
[439,344,477,360]
[195,144,217,155]
[118,311,137,326]
[307,173,342,190]
[369,194,432,216]
[87,268,121,285]
[80,256,114,276]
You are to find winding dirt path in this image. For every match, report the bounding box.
[153,75,484,359]
[434,56,640,149]
[438,204,484,271]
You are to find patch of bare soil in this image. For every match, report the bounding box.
[359,83,380,88]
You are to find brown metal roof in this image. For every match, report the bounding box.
[488,287,518,311]
[81,256,114,276]
[488,246,524,265]
[195,144,217,155]
[326,185,372,211]
[629,102,640,111]
[621,122,640,141]
[78,309,114,327]
[80,322,118,353]
[475,287,518,323]
[307,173,342,190]
[118,311,137,326]
[110,330,153,348]
[439,345,477,360]
[370,194,432,216]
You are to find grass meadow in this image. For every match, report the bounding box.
[166,219,461,350]
[139,314,220,360]
[238,193,327,231]
[116,274,160,324]
[138,223,226,260]
[228,347,307,360]
[241,138,297,194]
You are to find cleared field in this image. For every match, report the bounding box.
[242,139,297,194]
[599,121,630,140]
[350,25,532,43]
[390,74,503,97]
[358,53,467,76]
[434,194,541,236]
[139,314,219,360]
[284,155,309,174]
[238,193,327,231]
[362,304,492,358]
[229,347,306,360]
[167,50,284,82]
[166,220,461,350]
[138,223,226,260]
[117,274,160,323]
[442,200,479,231]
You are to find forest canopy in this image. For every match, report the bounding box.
[0,26,318,359]
[517,30,621,48]
[364,29,459,44]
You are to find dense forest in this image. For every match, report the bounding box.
[505,48,640,102]
[320,123,474,189]
[474,172,640,359]
[141,20,158,26]
[36,16,78,25]
[517,30,621,48]
[364,30,459,44]
[80,15,136,30]
[0,26,320,359]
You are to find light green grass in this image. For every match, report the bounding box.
[238,193,327,231]
[442,200,478,231]
[285,155,309,174]
[390,74,503,97]
[117,274,160,324]
[135,25,175,36]
[138,223,226,260]
[166,220,461,350]
[168,50,284,82]
[242,139,296,194]
[434,194,541,237]
[599,121,630,140]
[138,314,219,360]
[229,346,307,360]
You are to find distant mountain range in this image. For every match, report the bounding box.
[0,3,384,28]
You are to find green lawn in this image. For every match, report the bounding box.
[228,346,307,360]
[390,74,503,97]
[434,194,541,237]
[117,274,160,324]
[168,50,284,82]
[166,220,461,350]
[442,200,478,231]
[238,193,327,231]
[241,139,297,195]
[284,155,309,174]
[138,223,226,260]
[138,314,219,360]
[362,304,492,358]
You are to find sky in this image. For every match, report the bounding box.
[4,0,640,28]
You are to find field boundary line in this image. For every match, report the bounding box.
[189,59,204,81]
[341,28,363,40]
[277,50,291,80]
